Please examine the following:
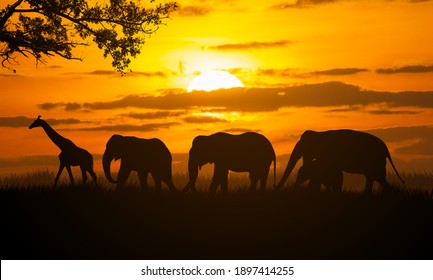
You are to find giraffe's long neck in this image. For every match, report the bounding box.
[40,121,72,150]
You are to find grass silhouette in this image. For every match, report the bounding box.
[1,171,432,260]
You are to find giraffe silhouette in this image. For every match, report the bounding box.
[29,116,97,187]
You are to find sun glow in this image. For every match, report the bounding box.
[187,70,244,92]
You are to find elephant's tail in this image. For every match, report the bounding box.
[387,152,405,184]
[273,155,277,188]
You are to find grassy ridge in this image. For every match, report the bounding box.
[1,178,432,260]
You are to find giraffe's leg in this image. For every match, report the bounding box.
[54,164,64,187]
[80,166,87,185]
[66,165,75,186]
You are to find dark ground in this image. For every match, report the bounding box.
[1,185,432,260]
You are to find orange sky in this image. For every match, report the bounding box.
[1,0,433,175]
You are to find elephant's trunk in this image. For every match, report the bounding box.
[102,150,117,184]
[276,143,302,189]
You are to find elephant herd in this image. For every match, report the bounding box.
[29,112,404,193]
[102,130,404,194]
[28,116,404,193]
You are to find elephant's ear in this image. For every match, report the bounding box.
[300,130,318,150]
[192,135,205,147]
[111,134,124,142]
[301,130,316,141]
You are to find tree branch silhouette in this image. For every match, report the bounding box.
[0,0,177,73]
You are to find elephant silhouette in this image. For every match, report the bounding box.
[277,129,404,194]
[295,160,343,192]
[103,134,177,191]
[183,132,276,192]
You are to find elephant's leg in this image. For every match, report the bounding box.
[364,176,374,195]
[249,172,259,191]
[80,166,87,186]
[88,169,97,185]
[333,171,344,192]
[307,178,321,192]
[209,176,219,193]
[54,164,64,187]
[378,178,393,194]
[137,171,149,191]
[66,165,75,186]
[162,176,178,192]
[220,170,229,193]
[324,171,338,192]
[117,164,131,189]
[366,163,394,194]
[375,167,393,193]
[294,165,310,190]
[152,173,163,191]
[368,159,394,194]
[259,173,269,192]
[209,165,225,193]
[260,166,270,192]
[293,173,306,190]
[161,166,178,192]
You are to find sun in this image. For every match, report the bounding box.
[187,70,244,92]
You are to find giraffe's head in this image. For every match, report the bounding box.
[29,115,44,129]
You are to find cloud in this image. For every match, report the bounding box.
[183,116,228,124]
[122,111,186,120]
[364,125,433,156]
[80,82,433,113]
[270,0,431,9]
[64,103,82,111]
[176,5,214,16]
[376,65,433,74]
[0,116,36,127]
[64,70,168,78]
[271,0,339,9]
[256,67,367,78]
[38,103,58,110]
[324,106,422,115]
[38,102,82,111]
[365,109,422,115]
[208,40,292,51]
[73,122,179,132]
[223,128,262,133]
[312,68,368,76]
[0,73,25,78]
[0,116,82,127]
[127,71,169,78]
[257,68,294,77]
[46,65,63,69]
